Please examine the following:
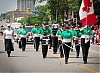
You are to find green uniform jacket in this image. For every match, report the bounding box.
[74,29,82,37]
[81,27,92,35]
[56,29,64,36]
[61,31,72,39]
[69,29,76,36]
[19,29,28,36]
[39,27,51,35]
[17,29,21,34]
[31,28,40,34]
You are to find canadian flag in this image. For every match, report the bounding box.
[79,0,97,27]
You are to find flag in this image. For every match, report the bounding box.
[79,0,97,27]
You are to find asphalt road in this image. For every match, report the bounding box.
[0,36,100,73]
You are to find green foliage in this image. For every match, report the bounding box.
[93,0,100,15]
[68,0,81,13]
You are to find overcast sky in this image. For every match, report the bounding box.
[0,0,17,14]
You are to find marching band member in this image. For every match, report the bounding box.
[18,25,28,52]
[31,24,40,51]
[56,24,65,58]
[39,22,51,58]
[52,23,59,54]
[17,26,22,48]
[48,25,52,49]
[74,26,82,58]
[3,24,14,57]
[60,25,73,64]
[69,26,76,52]
[80,25,92,64]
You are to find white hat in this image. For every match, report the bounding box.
[7,24,11,26]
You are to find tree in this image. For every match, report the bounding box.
[93,0,100,15]
[48,0,70,23]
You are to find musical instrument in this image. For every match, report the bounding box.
[41,36,50,45]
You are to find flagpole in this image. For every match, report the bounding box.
[86,6,88,28]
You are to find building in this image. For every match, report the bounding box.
[10,11,31,22]
[17,0,35,12]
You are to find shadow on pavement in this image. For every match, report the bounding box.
[10,56,27,57]
[0,51,6,54]
[70,57,83,58]
[46,56,60,59]
[88,57,98,59]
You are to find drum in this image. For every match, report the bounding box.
[78,38,81,44]
[42,39,50,45]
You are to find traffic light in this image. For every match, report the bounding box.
[27,8,31,14]
[68,0,70,2]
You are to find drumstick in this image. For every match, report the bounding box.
[59,43,73,49]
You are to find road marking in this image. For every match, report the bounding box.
[48,52,99,73]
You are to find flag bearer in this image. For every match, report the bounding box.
[60,25,73,64]
[80,25,92,64]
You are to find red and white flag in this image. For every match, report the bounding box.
[79,0,97,27]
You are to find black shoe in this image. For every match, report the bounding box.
[43,56,46,58]
[84,61,87,64]
[76,56,79,58]
[60,55,64,58]
[8,54,10,57]
[53,52,57,54]
[36,49,38,52]
[65,61,68,64]
[49,48,51,49]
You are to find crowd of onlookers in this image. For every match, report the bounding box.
[91,25,100,45]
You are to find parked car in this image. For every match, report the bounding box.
[25,26,33,43]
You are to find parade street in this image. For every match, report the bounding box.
[0,36,100,73]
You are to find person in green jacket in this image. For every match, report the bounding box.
[39,23,51,36]
[31,24,40,51]
[74,26,82,58]
[17,26,22,48]
[80,25,92,64]
[60,25,73,64]
[56,24,65,58]
[39,22,51,58]
[69,26,76,52]
[18,24,28,52]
